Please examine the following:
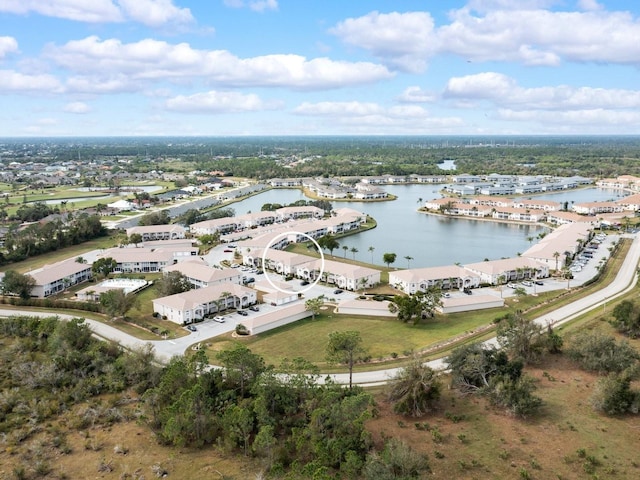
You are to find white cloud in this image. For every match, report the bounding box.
[0,0,193,26]
[330,11,436,73]
[0,0,123,23]
[64,101,91,114]
[44,36,393,90]
[165,90,281,113]
[444,72,640,110]
[330,5,640,71]
[65,74,139,94]
[577,0,603,12]
[397,86,437,103]
[0,70,63,93]
[292,100,464,134]
[0,37,19,59]
[223,0,278,12]
[117,0,193,27]
[294,101,383,116]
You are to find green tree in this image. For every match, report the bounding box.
[368,245,375,264]
[383,252,397,268]
[611,299,640,338]
[318,234,339,256]
[590,371,638,415]
[305,296,324,320]
[128,232,143,247]
[351,247,359,260]
[496,311,545,364]
[567,331,639,373]
[91,257,117,278]
[99,289,138,318]
[156,271,193,297]
[404,255,413,268]
[362,438,431,480]
[387,356,441,417]
[0,270,35,299]
[326,330,367,390]
[216,343,266,397]
[388,288,442,324]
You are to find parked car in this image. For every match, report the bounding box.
[249,305,259,312]
[521,280,533,287]
[186,324,197,332]
[213,316,226,323]
[334,289,343,294]
[243,277,255,284]
[463,287,472,295]
[534,280,544,286]
[300,280,310,286]
[237,310,248,316]
[223,249,233,253]
[442,292,451,298]
[507,283,517,288]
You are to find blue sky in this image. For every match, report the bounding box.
[1,0,640,136]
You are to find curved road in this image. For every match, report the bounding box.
[2,235,639,387]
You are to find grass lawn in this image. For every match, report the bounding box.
[203,304,516,369]
[0,234,120,273]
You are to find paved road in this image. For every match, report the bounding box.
[2,234,638,386]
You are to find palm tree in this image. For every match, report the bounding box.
[553,251,560,272]
[368,246,375,264]
[404,255,413,268]
[342,245,348,258]
[350,247,358,260]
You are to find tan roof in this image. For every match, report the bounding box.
[163,262,240,283]
[153,283,254,311]
[28,259,92,285]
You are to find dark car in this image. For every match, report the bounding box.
[237,310,248,316]
[534,280,544,285]
[463,287,472,295]
[243,277,255,284]
[334,289,343,294]
[300,280,310,286]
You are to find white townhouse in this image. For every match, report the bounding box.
[153,283,257,324]
[512,199,561,211]
[238,211,278,228]
[597,175,640,191]
[245,248,312,277]
[97,246,197,273]
[276,205,324,220]
[125,224,186,241]
[162,260,243,289]
[27,258,93,298]
[452,174,483,183]
[572,201,623,215]
[190,217,241,235]
[521,222,592,270]
[269,178,302,187]
[389,265,480,295]
[615,193,640,212]
[353,187,388,200]
[464,257,548,285]
[315,260,381,291]
[491,206,546,223]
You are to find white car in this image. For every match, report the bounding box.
[521,281,533,287]
[213,316,226,323]
[507,283,518,288]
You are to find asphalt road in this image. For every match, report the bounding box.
[2,233,638,386]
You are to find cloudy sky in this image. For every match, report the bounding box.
[1,0,640,137]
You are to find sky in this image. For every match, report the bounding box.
[1,0,640,137]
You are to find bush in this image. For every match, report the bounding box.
[235,323,250,335]
[567,331,639,373]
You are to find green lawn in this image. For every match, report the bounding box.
[203,304,513,368]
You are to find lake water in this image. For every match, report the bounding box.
[228,184,553,268]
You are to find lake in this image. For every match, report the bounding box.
[228,184,550,268]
